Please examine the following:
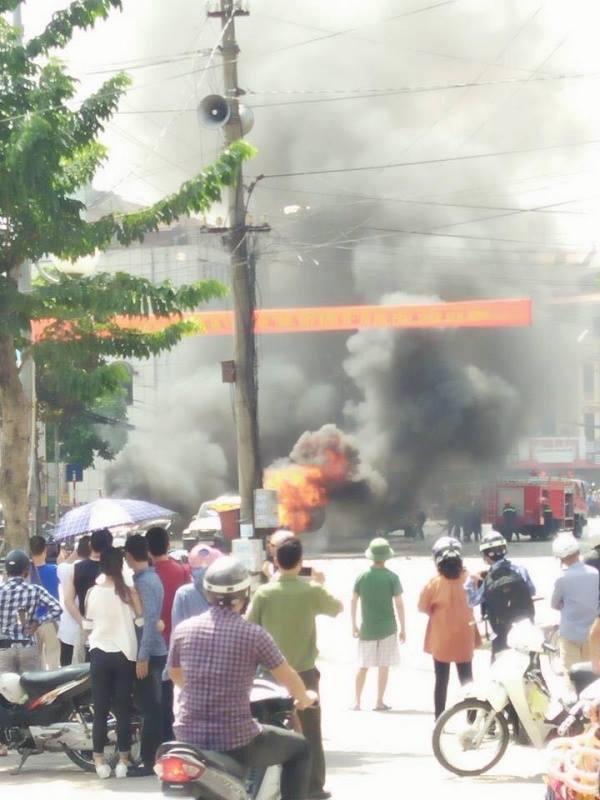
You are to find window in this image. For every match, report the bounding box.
[583,363,595,395]
[584,412,596,442]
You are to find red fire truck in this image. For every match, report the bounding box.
[483,477,588,541]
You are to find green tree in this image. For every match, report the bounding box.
[0,0,254,550]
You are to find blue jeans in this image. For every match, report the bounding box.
[135,654,167,766]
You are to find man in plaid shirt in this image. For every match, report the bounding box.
[169,557,316,800]
[0,549,62,674]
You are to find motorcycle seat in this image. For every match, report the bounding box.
[203,751,248,780]
[20,663,90,697]
[569,662,597,695]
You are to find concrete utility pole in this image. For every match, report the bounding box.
[213,0,261,528]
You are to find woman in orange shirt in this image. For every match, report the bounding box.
[418,537,480,719]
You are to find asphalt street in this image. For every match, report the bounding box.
[3,521,599,799]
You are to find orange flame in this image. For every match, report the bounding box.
[264,448,352,533]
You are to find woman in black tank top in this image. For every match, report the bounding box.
[74,559,102,615]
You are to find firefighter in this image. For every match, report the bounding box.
[465,500,482,543]
[541,491,555,537]
[501,501,518,543]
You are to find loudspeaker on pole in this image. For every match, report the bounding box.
[198,94,231,128]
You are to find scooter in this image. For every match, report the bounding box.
[0,653,136,773]
[155,677,296,800]
[545,678,600,800]
[431,620,598,777]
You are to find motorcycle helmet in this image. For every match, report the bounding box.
[189,544,222,570]
[479,531,507,561]
[5,549,30,577]
[552,533,580,560]
[0,673,27,705]
[432,536,462,563]
[203,556,251,606]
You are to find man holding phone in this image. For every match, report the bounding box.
[263,530,325,584]
[248,537,343,800]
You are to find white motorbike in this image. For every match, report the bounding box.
[432,621,597,776]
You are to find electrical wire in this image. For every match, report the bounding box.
[87,13,234,207]
[241,72,600,110]
[459,28,572,147]
[394,2,548,159]
[257,137,600,181]
[109,70,600,115]
[81,49,214,76]
[254,181,592,218]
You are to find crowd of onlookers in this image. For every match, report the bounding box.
[0,528,212,776]
[3,522,600,795]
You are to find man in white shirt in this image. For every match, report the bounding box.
[56,538,90,665]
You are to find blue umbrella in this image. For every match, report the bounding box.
[54,498,175,540]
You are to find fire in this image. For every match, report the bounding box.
[264,446,352,533]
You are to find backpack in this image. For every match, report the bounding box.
[483,561,534,631]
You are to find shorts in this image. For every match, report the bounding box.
[0,644,41,674]
[358,634,400,668]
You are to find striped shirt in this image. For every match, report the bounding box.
[0,577,62,646]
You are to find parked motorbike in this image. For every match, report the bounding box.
[155,677,295,800]
[431,621,598,776]
[546,678,600,800]
[0,654,138,773]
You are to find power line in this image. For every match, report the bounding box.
[394,2,548,160]
[82,49,213,76]
[256,181,591,217]
[259,0,460,59]
[364,224,591,249]
[111,71,600,115]
[243,72,600,109]
[257,138,600,180]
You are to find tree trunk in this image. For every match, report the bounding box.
[0,332,31,551]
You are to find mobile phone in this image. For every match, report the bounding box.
[299,567,313,577]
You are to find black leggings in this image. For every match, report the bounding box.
[226,725,312,800]
[434,659,473,719]
[90,648,135,754]
[60,641,73,667]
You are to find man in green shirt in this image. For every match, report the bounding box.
[248,537,343,800]
[351,537,405,711]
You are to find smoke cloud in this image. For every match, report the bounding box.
[62,0,600,529]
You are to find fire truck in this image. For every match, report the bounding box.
[483,477,588,541]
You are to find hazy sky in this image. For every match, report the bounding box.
[21,1,600,510]
[19,0,600,250]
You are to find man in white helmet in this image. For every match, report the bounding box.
[465,531,535,658]
[551,533,599,671]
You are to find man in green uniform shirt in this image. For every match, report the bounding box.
[351,537,405,711]
[248,537,343,800]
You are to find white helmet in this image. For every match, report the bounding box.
[432,536,462,563]
[0,672,27,705]
[552,533,580,560]
[480,531,507,555]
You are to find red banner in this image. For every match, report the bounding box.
[31,298,532,341]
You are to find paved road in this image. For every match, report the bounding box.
[3,524,597,799]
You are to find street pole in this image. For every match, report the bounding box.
[217,0,261,529]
